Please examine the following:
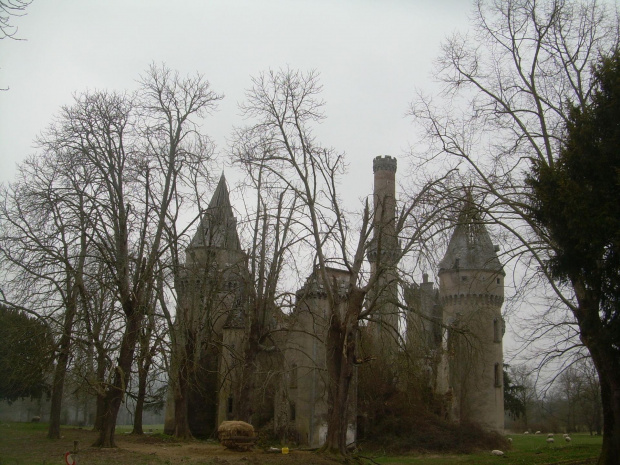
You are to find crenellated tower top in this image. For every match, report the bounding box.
[373,155,397,173]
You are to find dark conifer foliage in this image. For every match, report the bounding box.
[0,305,53,403]
[528,50,620,465]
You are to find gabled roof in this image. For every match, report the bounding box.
[189,174,242,250]
[438,195,504,274]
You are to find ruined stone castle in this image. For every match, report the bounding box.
[164,156,505,444]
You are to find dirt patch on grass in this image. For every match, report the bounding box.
[119,433,342,464]
[0,423,342,465]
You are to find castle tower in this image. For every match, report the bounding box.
[165,173,249,437]
[283,267,356,447]
[437,195,505,432]
[367,156,400,354]
[404,272,443,378]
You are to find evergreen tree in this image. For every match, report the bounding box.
[529,50,620,464]
[0,306,53,403]
[503,365,525,421]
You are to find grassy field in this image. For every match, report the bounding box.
[0,422,602,465]
[0,422,171,465]
[371,433,602,464]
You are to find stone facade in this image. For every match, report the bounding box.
[405,194,505,432]
[164,174,250,438]
[280,267,357,447]
[164,158,505,443]
[436,197,505,432]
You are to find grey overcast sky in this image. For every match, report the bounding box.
[0,0,471,199]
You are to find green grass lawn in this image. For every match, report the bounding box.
[0,422,171,465]
[114,423,165,434]
[0,422,603,465]
[370,433,602,464]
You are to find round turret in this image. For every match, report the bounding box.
[437,198,505,433]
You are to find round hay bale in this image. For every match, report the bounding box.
[217,421,256,451]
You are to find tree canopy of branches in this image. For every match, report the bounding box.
[1,0,32,89]
[0,64,221,447]
[0,0,31,40]
[0,143,96,439]
[233,69,373,455]
[528,50,620,464]
[411,1,619,463]
[0,305,53,403]
[234,68,446,456]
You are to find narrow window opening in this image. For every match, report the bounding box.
[493,318,501,343]
[227,396,233,414]
[290,364,298,389]
[494,363,502,387]
[290,402,296,421]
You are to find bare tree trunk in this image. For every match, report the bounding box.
[48,299,77,439]
[168,329,194,439]
[93,394,105,432]
[92,349,107,432]
[596,371,620,465]
[92,310,142,447]
[133,311,155,435]
[173,345,192,439]
[321,289,363,455]
[132,355,151,435]
[572,279,620,465]
[173,391,191,439]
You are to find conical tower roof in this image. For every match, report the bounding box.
[189,174,241,250]
[438,195,503,274]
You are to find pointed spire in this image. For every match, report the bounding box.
[438,194,503,273]
[207,173,231,211]
[189,173,241,250]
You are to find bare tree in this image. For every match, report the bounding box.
[0,148,97,439]
[576,359,603,436]
[157,156,220,439]
[29,64,221,447]
[225,134,307,425]
[410,1,619,462]
[131,289,158,435]
[78,270,122,432]
[548,358,603,434]
[509,364,538,431]
[235,68,447,456]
